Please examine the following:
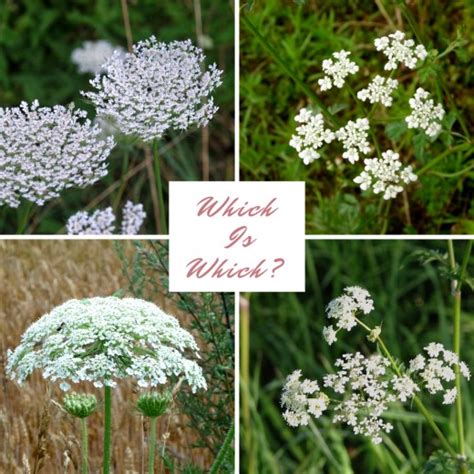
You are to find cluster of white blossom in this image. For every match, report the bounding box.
[281,370,329,427]
[405,88,445,137]
[357,75,398,107]
[323,286,374,345]
[408,343,470,404]
[71,40,125,75]
[0,101,115,208]
[318,50,359,91]
[6,297,207,393]
[335,118,372,163]
[66,201,146,235]
[354,149,417,200]
[289,108,335,164]
[374,30,427,70]
[83,37,223,142]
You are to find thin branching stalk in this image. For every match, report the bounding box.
[152,140,167,234]
[417,143,472,175]
[103,386,112,474]
[209,421,234,474]
[80,418,89,474]
[119,0,133,52]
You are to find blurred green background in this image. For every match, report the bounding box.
[0,0,234,233]
[240,0,473,234]
[241,239,474,473]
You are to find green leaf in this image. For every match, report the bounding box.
[385,120,408,141]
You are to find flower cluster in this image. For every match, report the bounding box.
[354,149,417,200]
[335,118,371,163]
[281,370,329,427]
[357,75,398,107]
[289,108,335,164]
[323,286,374,345]
[374,30,427,70]
[318,50,359,91]
[6,297,207,393]
[83,37,223,142]
[66,201,146,235]
[408,343,470,404]
[71,40,125,75]
[0,101,115,208]
[405,88,445,137]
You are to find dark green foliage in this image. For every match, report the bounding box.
[115,241,234,472]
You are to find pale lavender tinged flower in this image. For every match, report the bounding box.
[318,50,359,91]
[0,101,114,208]
[83,37,223,142]
[405,88,445,137]
[71,40,126,75]
[121,201,147,235]
[357,75,398,107]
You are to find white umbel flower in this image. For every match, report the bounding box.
[392,375,419,402]
[83,37,223,142]
[322,325,338,345]
[374,30,427,70]
[335,118,371,163]
[289,108,335,165]
[0,101,115,208]
[71,40,125,75]
[318,50,359,91]
[405,88,445,137]
[357,75,398,107]
[354,149,417,200]
[66,201,146,235]
[6,297,207,393]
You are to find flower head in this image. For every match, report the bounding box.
[63,393,97,418]
[335,118,371,163]
[71,40,125,75]
[137,391,172,418]
[405,88,445,137]
[357,75,398,107]
[6,297,207,393]
[83,37,223,142]
[289,108,335,165]
[354,149,417,200]
[374,31,427,70]
[318,50,359,91]
[0,101,114,208]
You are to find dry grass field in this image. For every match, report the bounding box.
[0,240,216,473]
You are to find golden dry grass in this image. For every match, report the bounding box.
[0,240,214,473]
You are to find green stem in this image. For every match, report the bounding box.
[148,417,157,474]
[80,418,89,474]
[103,386,112,474]
[241,14,339,127]
[417,143,472,176]
[152,140,167,234]
[380,200,391,235]
[209,422,234,474]
[113,151,130,212]
[17,201,33,234]
[240,294,251,471]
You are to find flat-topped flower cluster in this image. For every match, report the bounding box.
[289,30,445,200]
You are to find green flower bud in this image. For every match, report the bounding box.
[137,391,171,418]
[63,393,97,419]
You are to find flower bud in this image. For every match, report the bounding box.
[137,391,171,418]
[63,393,97,418]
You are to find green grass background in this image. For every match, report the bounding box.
[240,0,473,234]
[242,240,474,473]
[0,0,234,233]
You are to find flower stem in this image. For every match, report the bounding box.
[417,142,472,176]
[17,201,33,234]
[80,418,89,474]
[148,417,158,474]
[103,386,112,474]
[152,140,168,234]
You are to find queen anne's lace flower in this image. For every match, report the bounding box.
[281,370,329,427]
[71,40,125,75]
[83,37,223,142]
[405,88,445,137]
[318,50,359,91]
[335,118,371,163]
[6,297,207,393]
[357,75,398,107]
[392,375,419,402]
[374,31,427,70]
[289,108,335,165]
[0,101,114,208]
[354,149,417,200]
[66,201,146,235]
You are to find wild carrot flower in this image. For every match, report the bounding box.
[374,31,427,70]
[354,149,417,200]
[6,297,207,393]
[66,201,146,235]
[357,75,398,107]
[83,37,223,142]
[318,50,359,91]
[71,40,125,75]
[335,118,371,163]
[405,88,445,137]
[289,108,335,165]
[0,101,114,208]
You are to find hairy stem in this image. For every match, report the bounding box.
[103,386,112,474]
[80,418,89,474]
[152,140,168,234]
[148,417,157,474]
